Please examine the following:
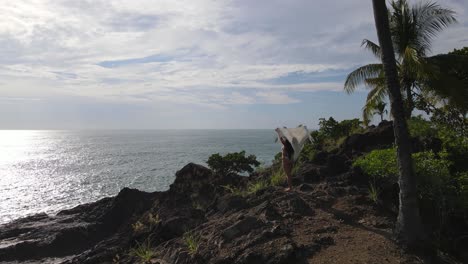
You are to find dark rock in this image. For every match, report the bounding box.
[222,216,262,241]
[326,154,349,175]
[214,195,248,213]
[340,120,394,155]
[312,151,328,165]
[298,183,314,192]
[295,163,328,183]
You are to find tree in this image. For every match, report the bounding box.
[207,151,260,175]
[372,0,424,248]
[449,47,468,56]
[363,101,388,124]
[345,0,456,119]
[374,102,388,122]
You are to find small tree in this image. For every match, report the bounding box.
[207,151,260,175]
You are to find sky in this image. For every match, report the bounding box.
[0,0,467,129]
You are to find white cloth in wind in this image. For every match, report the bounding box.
[275,126,312,162]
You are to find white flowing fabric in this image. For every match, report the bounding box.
[275,126,312,162]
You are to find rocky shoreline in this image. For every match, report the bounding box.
[0,122,456,263]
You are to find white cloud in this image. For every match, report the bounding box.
[0,0,466,110]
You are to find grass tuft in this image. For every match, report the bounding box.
[246,179,270,194]
[183,231,200,255]
[270,168,286,186]
[132,221,146,233]
[129,238,155,263]
[147,213,160,228]
[368,182,379,204]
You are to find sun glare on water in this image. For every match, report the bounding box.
[0,130,39,166]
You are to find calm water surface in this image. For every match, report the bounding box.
[0,130,279,224]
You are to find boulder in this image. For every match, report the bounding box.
[340,120,394,155]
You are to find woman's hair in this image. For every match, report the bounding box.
[282,137,294,157]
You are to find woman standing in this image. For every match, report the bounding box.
[280,136,294,191]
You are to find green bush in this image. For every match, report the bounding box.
[408,115,436,138]
[353,148,467,247]
[207,151,260,175]
[353,148,397,178]
[310,117,364,151]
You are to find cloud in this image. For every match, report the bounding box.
[0,0,466,128]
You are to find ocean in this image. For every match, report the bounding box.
[0,130,280,224]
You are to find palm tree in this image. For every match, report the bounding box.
[372,0,424,248]
[371,102,388,122]
[345,0,456,119]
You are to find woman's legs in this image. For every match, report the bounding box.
[282,159,293,191]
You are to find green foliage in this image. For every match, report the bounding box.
[449,47,468,56]
[207,151,260,175]
[316,117,362,141]
[310,117,363,152]
[353,148,467,245]
[270,168,286,186]
[456,171,468,210]
[183,232,199,255]
[297,142,317,163]
[407,115,468,174]
[353,148,398,178]
[413,151,451,200]
[354,148,451,181]
[246,179,270,194]
[345,0,457,120]
[407,115,435,138]
[222,178,271,197]
[129,238,155,263]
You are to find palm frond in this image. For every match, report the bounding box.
[364,77,386,89]
[362,83,388,123]
[344,64,383,94]
[361,39,382,59]
[412,1,457,54]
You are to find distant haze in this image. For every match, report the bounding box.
[1,0,467,129]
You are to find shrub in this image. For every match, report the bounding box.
[207,151,260,175]
[353,148,467,250]
[310,117,364,151]
[353,148,451,184]
[408,115,436,138]
[353,148,397,178]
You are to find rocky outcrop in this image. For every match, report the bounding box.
[0,158,412,264]
[339,120,394,156]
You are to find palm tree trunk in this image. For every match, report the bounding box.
[371,0,424,248]
[404,82,414,118]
